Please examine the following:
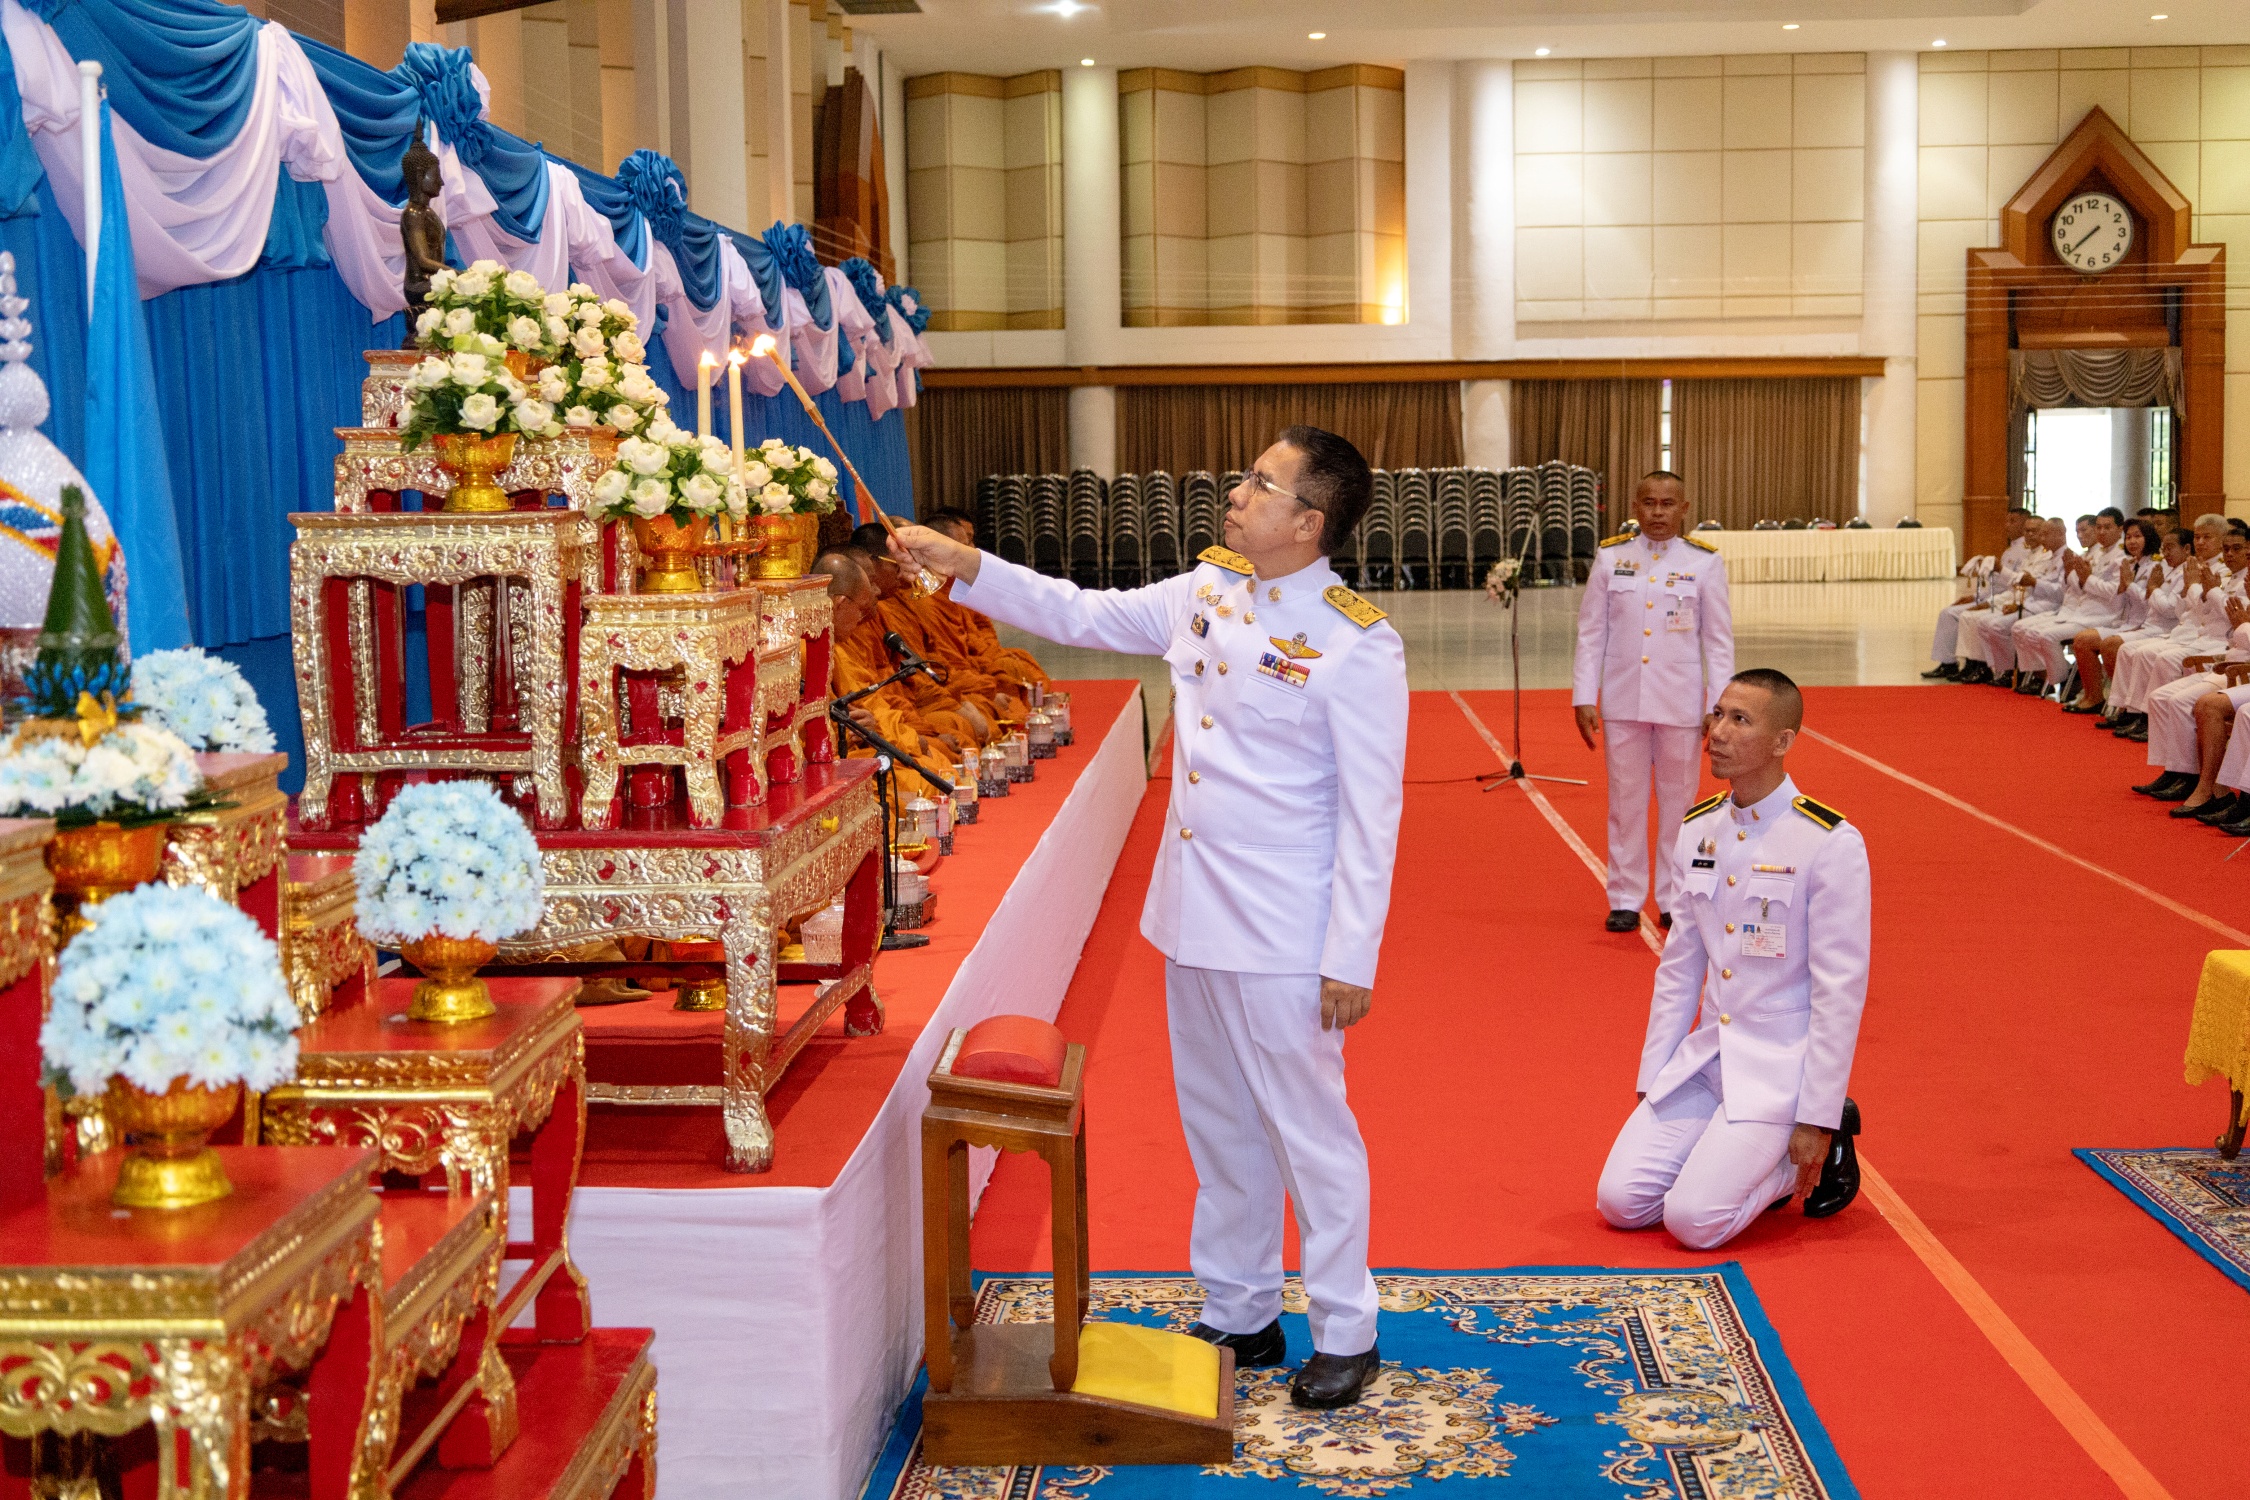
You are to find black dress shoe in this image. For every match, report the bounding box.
[1605,909,1641,933]
[1804,1099,1861,1219]
[2111,713,2146,736]
[2062,700,2104,715]
[1187,1319,1286,1368]
[2126,724,2150,742]
[1920,663,1959,680]
[1657,911,1672,931]
[1958,662,1993,685]
[2215,806,2250,838]
[2193,794,2242,824]
[2133,770,2191,796]
[2170,796,2220,819]
[2150,779,2198,803]
[2013,673,2046,695]
[1289,1347,1381,1409]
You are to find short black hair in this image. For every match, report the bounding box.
[847,522,892,557]
[2169,527,2195,548]
[2125,518,2160,556]
[1641,470,1686,488]
[2230,519,2250,542]
[921,507,976,536]
[1275,425,1373,555]
[1728,667,1804,731]
[2097,507,2125,523]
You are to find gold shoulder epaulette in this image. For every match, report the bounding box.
[1323,585,1386,628]
[1599,533,1634,548]
[1792,794,1845,830]
[1197,545,1254,575]
[1685,791,1728,822]
[1683,533,1720,553]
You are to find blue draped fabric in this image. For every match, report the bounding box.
[261,171,330,269]
[85,101,189,649]
[0,29,43,217]
[23,0,262,157]
[295,36,423,204]
[728,228,780,320]
[762,221,829,329]
[841,259,889,344]
[555,154,643,268]
[886,285,928,335]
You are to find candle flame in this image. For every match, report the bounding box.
[727,347,748,367]
[698,349,718,369]
[750,334,778,357]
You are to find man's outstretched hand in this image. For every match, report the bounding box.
[889,524,981,584]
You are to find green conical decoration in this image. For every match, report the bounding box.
[22,485,130,716]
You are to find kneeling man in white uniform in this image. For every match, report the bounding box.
[1596,668,1870,1250]
[890,426,1407,1409]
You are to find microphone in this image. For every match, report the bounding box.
[885,630,946,683]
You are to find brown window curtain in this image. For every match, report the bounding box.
[1509,379,1660,531]
[1671,377,1862,529]
[1116,382,1463,475]
[906,387,1070,516]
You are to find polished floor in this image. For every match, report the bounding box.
[1001,579,1958,737]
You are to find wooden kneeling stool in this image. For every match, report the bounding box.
[920,1016,1233,1466]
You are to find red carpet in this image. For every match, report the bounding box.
[972,685,2239,1498]
[575,678,1138,1190]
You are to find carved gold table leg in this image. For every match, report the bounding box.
[720,895,779,1173]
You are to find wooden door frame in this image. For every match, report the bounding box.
[1962,107,2226,559]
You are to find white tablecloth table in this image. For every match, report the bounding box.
[1699,527,1957,583]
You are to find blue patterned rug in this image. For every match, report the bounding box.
[863,1269,1857,1499]
[2077,1148,2250,1291]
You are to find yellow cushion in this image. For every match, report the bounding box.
[1069,1323,1221,1418]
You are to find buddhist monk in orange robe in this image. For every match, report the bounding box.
[815,551,954,801]
[917,510,1050,690]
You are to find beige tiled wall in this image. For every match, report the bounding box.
[906,72,1064,331]
[1121,65,1404,328]
[1513,53,1865,326]
[1912,46,2250,523]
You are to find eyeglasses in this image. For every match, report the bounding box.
[1243,469,1306,505]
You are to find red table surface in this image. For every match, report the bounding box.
[0,1146,377,1271]
[297,977,580,1059]
[377,1192,487,1298]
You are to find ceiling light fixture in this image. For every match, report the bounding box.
[1308,31,1325,39]
[1534,46,1550,56]
[1932,38,1947,47]
[1048,0,1086,16]
[2151,11,2168,17]
[1782,21,1798,29]
[1080,57,1094,65]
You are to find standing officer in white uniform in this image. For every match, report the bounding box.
[889,425,1406,1410]
[1574,472,1735,933]
[1596,668,1871,1250]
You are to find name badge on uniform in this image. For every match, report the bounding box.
[1690,856,1716,870]
[1256,651,1310,688]
[1613,561,1639,577]
[1190,613,1209,637]
[1740,921,1786,959]
[1665,596,1697,632]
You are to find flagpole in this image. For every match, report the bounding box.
[77,61,100,316]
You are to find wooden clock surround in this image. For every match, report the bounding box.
[1962,107,2227,559]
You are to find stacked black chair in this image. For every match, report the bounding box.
[1567,467,1600,582]
[1144,471,1181,578]
[1359,470,1398,590]
[1066,468,1106,586]
[1468,468,1504,574]
[1535,462,1573,584]
[1107,472,1145,586]
[1220,471,1245,506]
[1502,467,1538,576]
[1181,471,1223,561]
[993,474,1032,567]
[973,474,1001,552]
[1394,468,1433,591]
[1029,473,1067,574]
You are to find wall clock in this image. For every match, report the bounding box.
[2050,190,2134,273]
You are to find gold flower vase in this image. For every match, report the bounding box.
[631,514,712,593]
[432,431,519,513]
[105,1077,240,1209]
[48,821,169,943]
[398,933,500,1023]
[747,512,820,579]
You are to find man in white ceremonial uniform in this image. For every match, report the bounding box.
[1574,471,1734,934]
[2133,523,2250,806]
[889,425,1406,1409]
[2011,508,2125,695]
[1925,507,2032,680]
[1597,668,1871,1250]
[1955,517,2064,684]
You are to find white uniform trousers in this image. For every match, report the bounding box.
[1955,608,2001,665]
[2215,686,2250,791]
[1602,720,1704,915]
[2113,637,2195,712]
[1931,601,1971,663]
[2147,671,2223,773]
[2014,613,2088,682]
[1165,962,1379,1355]
[1595,1063,1797,1251]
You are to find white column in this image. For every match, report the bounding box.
[1455,61,1514,469]
[1402,61,1452,349]
[1069,386,1116,477]
[763,0,795,225]
[882,50,907,284]
[1062,64,1121,368]
[1861,51,1918,526]
[681,0,748,228]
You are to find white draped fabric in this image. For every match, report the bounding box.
[0,0,928,402]
[1701,526,1958,583]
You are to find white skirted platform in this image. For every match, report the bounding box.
[546,685,1149,1499]
[1701,527,1957,583]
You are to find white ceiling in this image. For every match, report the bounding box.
[851,0,2235,79]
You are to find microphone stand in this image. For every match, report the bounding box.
[830,666,957,953]
[1479,520,1587,789]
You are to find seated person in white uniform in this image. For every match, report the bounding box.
[2012,508,2125,697]
[1925,507,2032,681]
[1955,518,2064,684]
[2109,515,2231,738]
[2132,520,2250,803]
[1595,668,1871,1251]
[2068,521,2180,719]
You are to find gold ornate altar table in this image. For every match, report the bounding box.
[0,1145,380,1500]
[578,592,767,830]
[288,765,883,1173]
[165,752,289,934]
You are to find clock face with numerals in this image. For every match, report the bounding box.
[2050,191,2134,274]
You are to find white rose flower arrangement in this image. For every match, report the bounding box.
[744,440,843,517]
[128,648,277,754]
[591,418,745,527]
[400,348,564,449]
[354,781,545,944]
[414,259,554,355]
[545,284,670,437]
[0,717,202,826]
[40,882,300,1098]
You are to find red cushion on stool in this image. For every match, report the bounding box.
[954,1016,1066,1088]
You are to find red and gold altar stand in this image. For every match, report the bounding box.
[0,1145,382,1500]
[0,818,53,1216]
[164,753,289,939]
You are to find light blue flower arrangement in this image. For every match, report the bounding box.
[129,648,278,754]
[39,883,300,1098]
[355,781,545,943]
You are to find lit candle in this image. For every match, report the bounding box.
[696,349,717,439]
[727,348,747,474]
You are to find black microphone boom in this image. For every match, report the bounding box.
[884,630,945,683]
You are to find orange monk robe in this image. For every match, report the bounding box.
[830,631,948,801]
[924,581,1050,689]
[876,593,1006,718]
[838,614,987,748]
